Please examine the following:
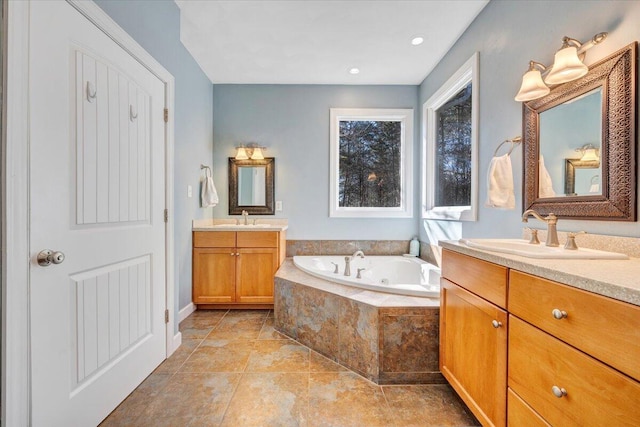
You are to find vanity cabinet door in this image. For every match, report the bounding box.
[236,247,278,304]
[193,248,237,304]
[440,279,507,427]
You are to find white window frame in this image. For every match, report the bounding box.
[329,108,413,218]
[422,52,479,221]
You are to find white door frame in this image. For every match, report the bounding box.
[2,1,178,424]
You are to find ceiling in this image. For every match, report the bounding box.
[174,0,489,85]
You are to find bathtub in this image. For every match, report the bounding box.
[292,255,440,298]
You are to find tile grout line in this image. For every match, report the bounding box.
[126,310,231,427]
[218,310,269,426]
[173,309,230,375]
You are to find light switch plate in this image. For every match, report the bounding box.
[275,200,283,211]
[187,185,192,198]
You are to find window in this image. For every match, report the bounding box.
[422,53,478,221]
[330,108,413,218]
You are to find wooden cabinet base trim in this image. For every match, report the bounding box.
[195,303,274,310]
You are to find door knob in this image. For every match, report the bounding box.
[37,249,65,267]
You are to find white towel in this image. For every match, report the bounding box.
[538,154,556,198]
[485,153,515,209]
[201,168,219,208]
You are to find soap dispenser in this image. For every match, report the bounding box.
[409,236,420,257]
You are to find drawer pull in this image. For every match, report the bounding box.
[552,309,568,319]
[491,320,503,328]
[551,385,567,398]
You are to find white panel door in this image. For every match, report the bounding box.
[29,1,167,426]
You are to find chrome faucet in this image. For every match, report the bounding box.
[522,209,559,247]
[352,250,365,259]
[242,210,249,225]
[343,256,351,276]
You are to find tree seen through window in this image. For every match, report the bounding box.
[338,120,401,208]
[435,82,472,207]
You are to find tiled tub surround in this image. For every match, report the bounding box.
[286,240,410,257]
[274,260,443,385]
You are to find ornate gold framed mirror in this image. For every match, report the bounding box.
[523,42,637,220]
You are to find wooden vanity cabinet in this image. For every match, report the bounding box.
[440,250,508,427]
[193,230,286,308]
[441,248,640,426]
[508,271,640,426]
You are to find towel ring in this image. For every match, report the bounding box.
[493,136,522,157]
[200,164,211,172]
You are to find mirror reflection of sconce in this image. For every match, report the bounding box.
[515,32,608,102]
[576,143,599,162]
[235,143,267,160]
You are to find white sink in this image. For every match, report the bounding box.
[211,223,272,228]
[460,238,628,260]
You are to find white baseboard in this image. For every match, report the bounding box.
[178,302,196,323]
[168,331,182,357]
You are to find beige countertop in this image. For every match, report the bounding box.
[440,240,640,307]
[192,218,288,232]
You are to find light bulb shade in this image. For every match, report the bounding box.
[515,69,550,102]
[544,46,588,85]
[250,147,264,160]
[235,147,249,160]
[580,148,599,162]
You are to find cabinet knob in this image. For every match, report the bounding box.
[491,320,502,328]
[552,309,568,320]
[236,253,241,256]
[230,253,235,256]
[551,385,567,398]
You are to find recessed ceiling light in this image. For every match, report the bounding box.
[349,67,360,75]
[411,36,425,46]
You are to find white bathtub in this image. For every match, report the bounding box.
[292,255,440,298]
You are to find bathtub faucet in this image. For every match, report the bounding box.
[344,256,351,276]
[352,250,365,259]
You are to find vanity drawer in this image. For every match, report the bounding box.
[237,231,278,248]
[193,231,236,248]
[508,316,640,427]
[442,250,507,308]
[507,388,550,427]
[509,270,640,381]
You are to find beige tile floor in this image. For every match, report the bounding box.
[101,309,479,427]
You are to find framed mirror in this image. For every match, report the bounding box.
[523,42,636,220]
[228,157,275,215]
[564,158,600,196]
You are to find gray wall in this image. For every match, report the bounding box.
[419,0,640,244]
[212,84,419,240]
[94,1,214,321]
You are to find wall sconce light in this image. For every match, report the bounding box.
[514,61,550,102]
[515,32,607,102]
[576,143,599,162]
[235,143,267,160]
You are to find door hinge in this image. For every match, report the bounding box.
[165,309,169,324]
[163,108,168,123]
[164,209,168,223]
